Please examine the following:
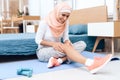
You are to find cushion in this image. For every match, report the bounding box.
[69,24,87,34]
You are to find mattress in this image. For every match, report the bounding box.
[0,33,37,55]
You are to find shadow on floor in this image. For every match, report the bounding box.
[0,54,37,63]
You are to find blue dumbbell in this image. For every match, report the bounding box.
[17,68,33,77]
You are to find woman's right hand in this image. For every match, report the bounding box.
[52,42,64,53]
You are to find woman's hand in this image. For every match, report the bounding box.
[52,42,64,52]
[64,40,72,46]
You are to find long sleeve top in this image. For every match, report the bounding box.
[35,20,69,49]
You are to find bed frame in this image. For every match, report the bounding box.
[69,6,108,25]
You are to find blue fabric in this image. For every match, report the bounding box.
[69,34,104,51]
[0,33,37,55]
[69,24,87,34]
[0,51,105,79]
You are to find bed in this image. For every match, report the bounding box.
[0,33,37,55]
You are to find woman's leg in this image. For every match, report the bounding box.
[47,56,67,68]
[60,57,67,62]
[36,47,65,62]
[64,41,87,64]
[36,47,67,68]
[63,44,87,64]
[73,41,86,53]
[62,44,112,73]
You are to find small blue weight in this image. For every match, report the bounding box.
[21,70,33,77]
[17,68,33,77]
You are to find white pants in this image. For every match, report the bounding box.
[36,41,86,62]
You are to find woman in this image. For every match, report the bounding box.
[35,2,112,74]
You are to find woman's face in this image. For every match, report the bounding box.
[57,12,70,24]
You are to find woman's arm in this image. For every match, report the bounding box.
[41,40,64,52]
[62,22,72,46]
[35,21,46,45]
[40,40,54,47]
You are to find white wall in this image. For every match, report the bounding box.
[28,0,41,16]
[28,0,73,19]
[28,0,114,19]
[40,0,54,19]
[106,0,114,16]
[75,0,114,18]
[75,0,105,9]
